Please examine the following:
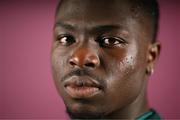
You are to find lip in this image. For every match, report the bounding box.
[63,76,102,98]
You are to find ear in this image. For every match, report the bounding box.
[146,42,161,75]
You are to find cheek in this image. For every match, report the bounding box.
[104,47,146,109]
[106,45,138,83]
[51,49,67,82]
[107,54,138,91]
[107,40,146,81]
[51,50,70,97]
[104,58,142,111]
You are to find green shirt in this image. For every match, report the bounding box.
[136,109,161,120]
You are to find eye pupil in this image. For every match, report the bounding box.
[105,38,116,44]
[102,37,119,47]
[58,35,75,46]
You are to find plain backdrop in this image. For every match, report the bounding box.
[1,0,180,119]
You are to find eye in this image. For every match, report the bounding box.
[98,37,126,48]
[57,35,75,46]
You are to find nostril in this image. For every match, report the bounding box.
[69,61,76,66]
[84,55,100,69]
[84,62,95,68]
[69,58,78,67]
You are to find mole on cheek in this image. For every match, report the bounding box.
[116,56,135,75]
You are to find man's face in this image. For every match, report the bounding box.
[51,0,154,118]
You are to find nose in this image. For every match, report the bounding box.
[69,48,100,69]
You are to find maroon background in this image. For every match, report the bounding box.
[1,0,180,119]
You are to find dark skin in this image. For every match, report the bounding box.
[51,0,161,119]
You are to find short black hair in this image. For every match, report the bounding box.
[55,0,159,42]
[130,0,159,42]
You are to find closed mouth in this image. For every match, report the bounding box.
[64,76,103,98]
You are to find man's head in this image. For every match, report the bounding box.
[51,0,161,119]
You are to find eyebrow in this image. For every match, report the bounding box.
[54,22,75,30]
[54,21,125,33]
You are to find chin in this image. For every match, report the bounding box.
[65,101,106,119]
[66,108,105,119]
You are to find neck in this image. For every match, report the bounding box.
[106,83,149,119]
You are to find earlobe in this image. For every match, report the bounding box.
[146,42,161,75]
[146,66,154,75]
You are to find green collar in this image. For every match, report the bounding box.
[136,109,161,120]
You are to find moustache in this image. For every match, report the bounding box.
[61,68,106,88]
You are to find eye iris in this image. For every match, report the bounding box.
[104,38,117,45]
[58,35,75,46]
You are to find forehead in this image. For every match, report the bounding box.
[55,0,152,43]
[56,0,133,25]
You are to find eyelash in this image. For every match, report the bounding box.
[56,34,127,48]
[97,36,127,48]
